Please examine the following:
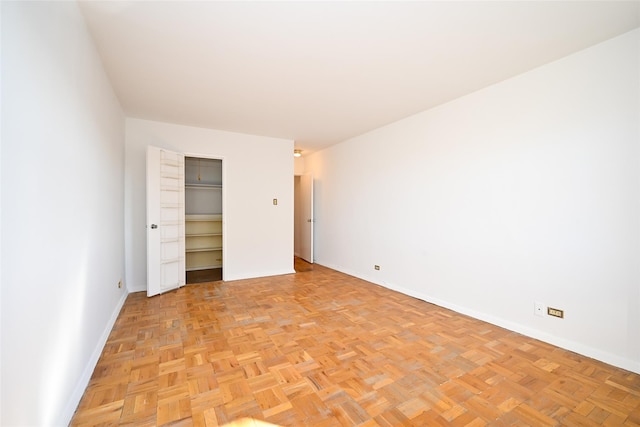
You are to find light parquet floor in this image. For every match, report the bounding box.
[71,262,640,426]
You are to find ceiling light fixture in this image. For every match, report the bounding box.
[293,149,302,158]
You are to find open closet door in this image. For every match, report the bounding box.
[147,146,185,297]
[300,173,314,263]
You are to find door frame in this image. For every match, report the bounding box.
[184,152,226,281]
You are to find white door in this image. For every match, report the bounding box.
[300,173,314,263]
[147,146,185,297]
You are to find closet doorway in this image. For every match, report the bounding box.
[185,157,223,283]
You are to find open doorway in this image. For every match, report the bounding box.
[294,173,313,267]
[185,157,223,283]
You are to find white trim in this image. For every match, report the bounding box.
[128,282,147,293]
[224,269,296,282]
[318,261,640,375]
[58,290,129,426]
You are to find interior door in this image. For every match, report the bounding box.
[300,173,314,263]
[147,146,185,297]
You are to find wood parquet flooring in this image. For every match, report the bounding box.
[71,264,640,426]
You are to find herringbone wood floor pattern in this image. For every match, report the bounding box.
[71,261,640,426]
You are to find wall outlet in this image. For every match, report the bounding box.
[118,280,122,289]
[273,198,278,205]
[534,301,545,317]
[374,265,380,270]
[547,307,564,318]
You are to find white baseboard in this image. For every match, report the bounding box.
[127,282,146,293]
[382,280,640,375]
[58,290,129,426]
[128,268,298,293]
[225,269,296,282]
[317,260,640,375]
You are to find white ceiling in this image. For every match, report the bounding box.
[79,1,640,154]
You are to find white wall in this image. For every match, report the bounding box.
[1,2,127,425]
[294,156,305,175]
[125,118,294,290]
[306,29,640,374]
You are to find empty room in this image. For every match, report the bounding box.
[2,1,639,426]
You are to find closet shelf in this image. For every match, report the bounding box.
[185,183,222,189]
[186,264,222,271]
[185,214,223,272]
[185,214,222,221]
[186,247,222,253]
[184,157,223,279]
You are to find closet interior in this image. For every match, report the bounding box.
[184,157,223,283]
